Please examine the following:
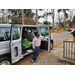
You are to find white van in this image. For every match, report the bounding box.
[0,24,54,65]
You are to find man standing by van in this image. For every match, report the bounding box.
[31,33,48,63]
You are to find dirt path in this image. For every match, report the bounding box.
[25,36,72,65]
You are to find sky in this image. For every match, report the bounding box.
[32,9,58,24]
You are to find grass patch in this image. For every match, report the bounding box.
[51,27,68,33]
[72,27,75,29]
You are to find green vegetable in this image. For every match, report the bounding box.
[22,38,32,48]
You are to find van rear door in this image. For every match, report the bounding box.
[38,26,51,53]
[10,25,23,64]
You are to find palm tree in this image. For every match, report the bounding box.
[58,9,69,30]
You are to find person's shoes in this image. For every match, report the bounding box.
[35,60,37,62]
[31,59,34,63]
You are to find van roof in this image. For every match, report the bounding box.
[0,24,11,27]
[38,24,52,27]
[0,24,50,27]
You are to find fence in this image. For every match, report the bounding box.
[63,41,75,60]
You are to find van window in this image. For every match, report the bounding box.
[12,28,20,40]
[40,28,49,36]
[0,27,11,41]
[0,27,20,41]
[23,27,37,40]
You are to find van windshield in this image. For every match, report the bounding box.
[0,27,11,41]
[40,28,49,36]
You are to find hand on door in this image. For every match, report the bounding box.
[47,40,48,42]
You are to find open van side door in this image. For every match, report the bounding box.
[38,26,51,53]
[10,25,23,64]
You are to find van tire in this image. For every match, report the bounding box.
[50,40,53,50]
[0,56,11,65]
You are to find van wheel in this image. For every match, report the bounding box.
[50,41,53,50]
[0,56,11,65]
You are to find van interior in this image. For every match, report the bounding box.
[0,26,48,55]
[22,27,48,54]
[22,27,38,54]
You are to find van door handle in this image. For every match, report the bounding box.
[20,41,22,42]
[12,44,14,46]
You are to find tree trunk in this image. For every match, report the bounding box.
[36,9,38,25]
[64,11,66,30]
[47,9,48,21]
[21,9,24,25]
[6,17,7,24]
[2,11,3,23]
[58,13,62,28]
[52,9,54,32]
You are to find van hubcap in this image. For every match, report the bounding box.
[0,61,10,65]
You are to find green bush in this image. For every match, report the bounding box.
[65,25,69,28]
[22,39,32,48]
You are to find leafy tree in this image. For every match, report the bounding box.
[57,9,69,30]
[39,9,54,32]
[8,9,35,24]
[67,9,74,28]
[8,9,53,25]
[43,21,51,25]
[72,16,75,25]
[0,9,9,24]
[68,16,75,28]
[8,9,34,17]
[38,9,52,20]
